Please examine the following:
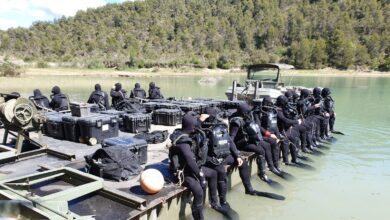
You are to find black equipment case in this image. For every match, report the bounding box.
[122,113,152,133]
[62,114,99,142]
[78,114,119,145]
[142,102,158,113]
[102,136,148,164]
[43,112,69,139]
[152,108,182,126]
[177,103,201,114]
[99,109,125,128]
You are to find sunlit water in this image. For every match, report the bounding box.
[1,74,389,220]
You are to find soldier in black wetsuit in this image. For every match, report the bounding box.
[168,113,219,220]
[256,96,285,171]
[87,84,110,110]
[321,88,336,132]
[31,89,50,110]
[49,86,69,111]
[229,102,278,183]
[202,107,270,208]
[297,89,321,148]
[110,83,127,109]
[285,90,311,154]
[148,82,163,99]
[275,95,303,165]
[130,83,146,99]
[312,87,331,140]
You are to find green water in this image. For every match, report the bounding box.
[1,74,390,220]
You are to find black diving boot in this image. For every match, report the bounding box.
[191,204,204,220]
[257,156,272,183]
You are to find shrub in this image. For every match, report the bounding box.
[36,61,48,68]
[0,62,23,77]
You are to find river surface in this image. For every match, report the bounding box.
[1,74,390,220]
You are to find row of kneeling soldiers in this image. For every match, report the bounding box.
[168,87,336,220]
[28,81,163,111]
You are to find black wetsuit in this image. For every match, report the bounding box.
[275,95,301,163]
[87,84,110,110]
[322,88,336,132]
[229,102,273,181]
[169,114,218,220]
[130,83,147,99]
[110,83,127,109]
[202,111,257,204]
[49,86,69,112]
[148,82,163,99]
[31,89,50,110]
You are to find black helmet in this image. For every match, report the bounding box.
[135,83,140,88]
[321,88,331,97]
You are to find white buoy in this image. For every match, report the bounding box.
[140,169,164,194]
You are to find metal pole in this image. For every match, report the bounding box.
[232,80,237,101]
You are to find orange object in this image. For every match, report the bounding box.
[140,169,164,194]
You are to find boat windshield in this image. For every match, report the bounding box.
[248,67,279,81]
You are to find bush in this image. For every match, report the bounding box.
[378,56,390,71]
[0,62,23,77]
[37,61,48,68]
[217,55,232,69]
[87,60,104,69]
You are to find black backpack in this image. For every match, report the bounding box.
[85,146,142,181]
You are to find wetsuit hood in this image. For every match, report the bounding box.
[95,84,102,91]
[135,83,141,89]
[285,90,294,101]
[262,96,273,107]
[321,88,331,97]
[182,113,199,134]
[237,102,251,115]
[313,87,322,98]
[114,83,122,91]
[51,86,61,95]
[300,89,310,98]
[33,89,43,98]
[276,95,288,107]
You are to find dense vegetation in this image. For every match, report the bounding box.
[0,0,389,70]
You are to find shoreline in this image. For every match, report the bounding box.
[18,67,390,78]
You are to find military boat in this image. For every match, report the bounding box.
[225,63,306,101]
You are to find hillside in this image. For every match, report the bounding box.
[0,0,389,70]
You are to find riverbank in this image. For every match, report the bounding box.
[21,67,390,77]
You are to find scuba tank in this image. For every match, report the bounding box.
[285,102,298,120]
[261,108,278,131]
[94,91,106,110]
[190,128,209,167]
[324,96,334,112]
[204,122,231,165]
[244,120,263,143]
